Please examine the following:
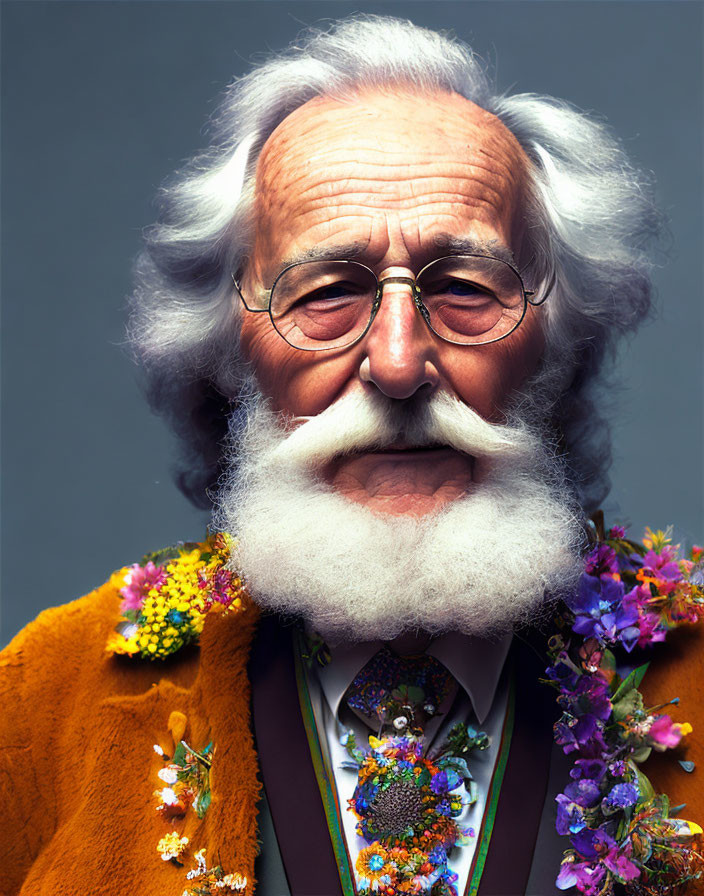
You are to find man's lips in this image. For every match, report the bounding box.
[319,445,476,510]
[322,445,474,480]
[355,446,466,461]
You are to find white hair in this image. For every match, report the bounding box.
[214,384,584,641]
[128,14,660,510]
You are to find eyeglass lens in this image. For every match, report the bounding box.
[269,256,526,350]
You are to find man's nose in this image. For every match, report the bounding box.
[358,282,440,400]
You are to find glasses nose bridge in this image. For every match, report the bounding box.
[376,273,418,298]
[373,273,429,326]
[374,273,423,314]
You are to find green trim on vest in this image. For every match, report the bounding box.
[465,667,516,896]
[295,629,357,895]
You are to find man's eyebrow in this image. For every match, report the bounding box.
[429,234,517,266]
[276,235,516,273]
[279,242,370,269]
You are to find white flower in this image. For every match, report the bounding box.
[158,767,179,784]
[160,787,178,805]
[153,744,165,756]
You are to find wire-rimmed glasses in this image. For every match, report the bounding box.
[233,254,550,351]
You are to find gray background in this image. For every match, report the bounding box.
[2,0,702,646]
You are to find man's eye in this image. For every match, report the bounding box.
[440,279,492,299]
[423,278,497,305]
[298,281,365,305]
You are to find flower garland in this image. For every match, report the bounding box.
[106,533,247,660]
[547,525,704,894]
[342,723,488,895]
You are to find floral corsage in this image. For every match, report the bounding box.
[342,724,487,895]
[106,533,247,659]
[547,526,704,894]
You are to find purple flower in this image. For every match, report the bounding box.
[568,829,641,884]
[554,714,607,757]
[208,568,236,604]
[546,657,580,691]
[604,847,640,881]
[564,779,602,808]
[556,793,587,835]
[569,575,621,633]
[430,770,450,794]
[573,676,612,722]
[570,828,605,859]
[642,547,681,582]
[584,544,619,577]
[570,759,606,783]
[603,782,639,808]
[556,857,606,893]
[428,845,448,865]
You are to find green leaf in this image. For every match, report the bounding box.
[612,688,644,722]
[612,663,650,702]
[631,745,652,764]
[635,767,656,803]
[600,649,618,680]
[416,767,431,787]
[194,788,211,818]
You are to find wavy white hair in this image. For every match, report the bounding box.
[128,15,660,510]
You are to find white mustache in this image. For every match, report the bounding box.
[262,390,539,471]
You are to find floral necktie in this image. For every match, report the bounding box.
[341,646,489,896]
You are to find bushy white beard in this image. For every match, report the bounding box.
[214,386,585,642]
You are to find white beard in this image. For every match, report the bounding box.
[214,386,585,642]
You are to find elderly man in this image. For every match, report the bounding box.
[3,15,703,896]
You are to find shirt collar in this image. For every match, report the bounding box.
[315,631,512,726]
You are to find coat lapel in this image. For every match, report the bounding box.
[477,637,555,895]
[250,614,344,895]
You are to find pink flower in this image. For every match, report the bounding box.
[647,714,685,750]
[642,548,682,583]
[120,561,166,611]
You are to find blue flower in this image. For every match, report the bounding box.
[430,770,450,794]
[604,782,639,808]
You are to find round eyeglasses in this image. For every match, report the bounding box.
[233,254,550,351]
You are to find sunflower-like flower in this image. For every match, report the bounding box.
[356,843,395,892]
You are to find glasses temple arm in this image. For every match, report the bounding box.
[231,273,268,313]
[526,266,556,307]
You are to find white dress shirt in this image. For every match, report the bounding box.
[301,632,513,894]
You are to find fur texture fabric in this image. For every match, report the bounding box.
[0,579,261,895]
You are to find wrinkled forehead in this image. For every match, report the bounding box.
[253,88,532,251]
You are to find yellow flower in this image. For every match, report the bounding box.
[157,831,189,861]
[105,631,140,655]
[221,872,248,891]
